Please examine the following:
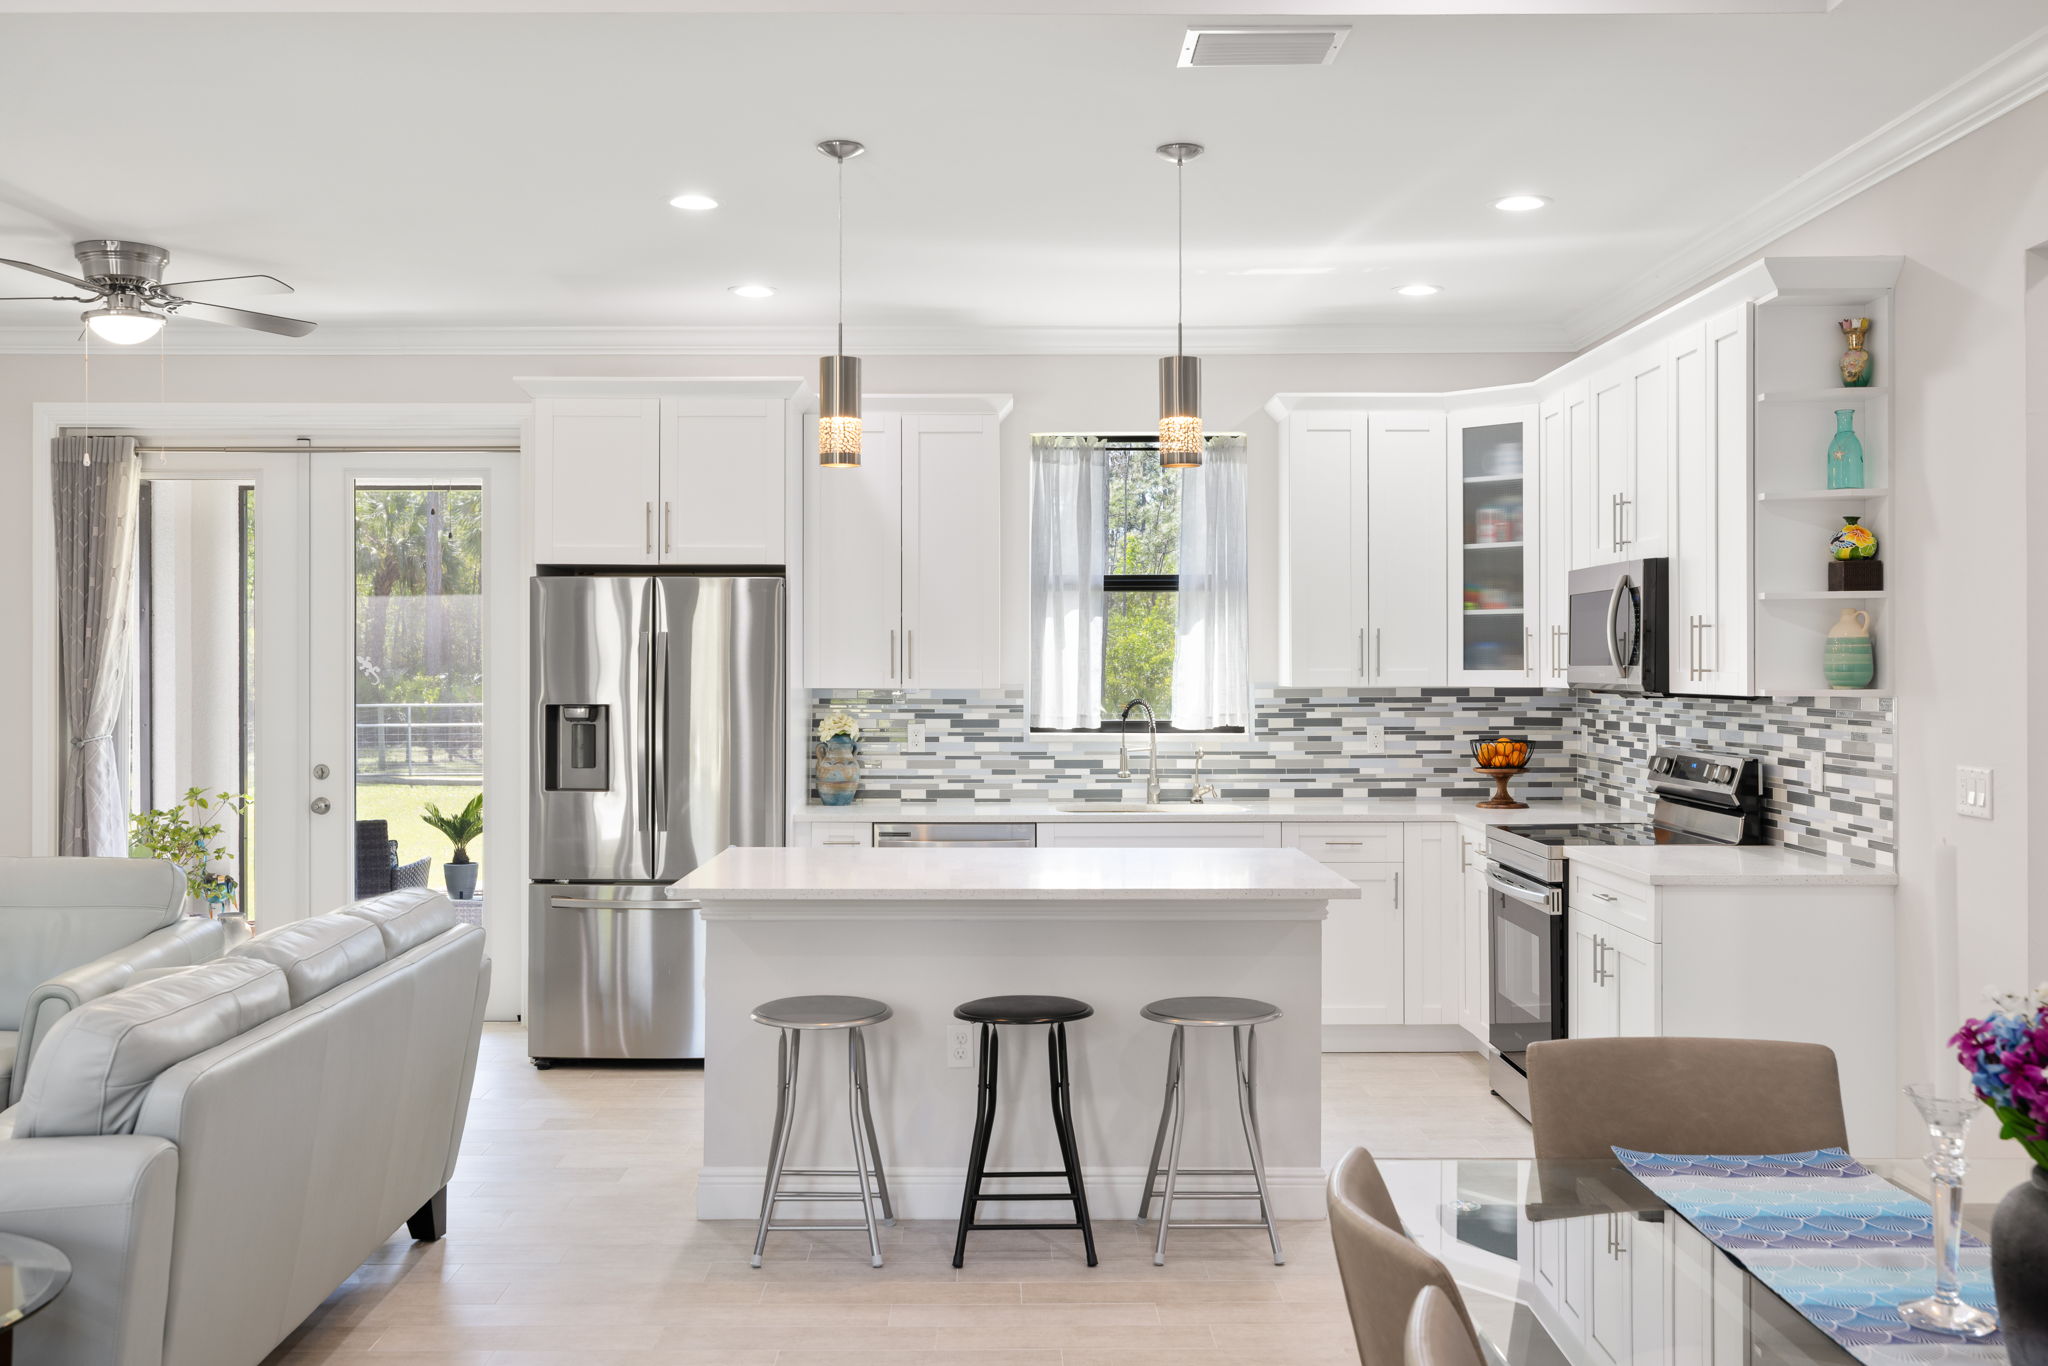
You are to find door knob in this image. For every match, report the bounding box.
[309,797,332,815]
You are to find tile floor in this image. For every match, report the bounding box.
[263,1025,1531,1366]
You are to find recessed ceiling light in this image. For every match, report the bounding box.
[1395,283,1442,297]
[669,193,719,211]
[1493,194,1550,212]
[729,284,775,299]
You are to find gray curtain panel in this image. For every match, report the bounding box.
[53,434,141,855]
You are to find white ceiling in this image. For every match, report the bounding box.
[0,3,2043,353]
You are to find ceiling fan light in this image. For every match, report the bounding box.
[1159,354,1203,469]
[818,353,862,468]
[83,302,167,344]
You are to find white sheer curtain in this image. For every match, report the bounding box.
[1171,434,1250,730]
[1029,436,1108,730]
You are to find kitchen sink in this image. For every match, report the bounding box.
[1052,803,1243,814]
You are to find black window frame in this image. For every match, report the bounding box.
[1033,436,1243,736]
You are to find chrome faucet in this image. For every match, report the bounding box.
[1189,747,1220,805]
[1117,698,1162,805]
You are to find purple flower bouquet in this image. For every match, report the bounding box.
[1951,988,2048,1169]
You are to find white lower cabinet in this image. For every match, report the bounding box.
[1034,822,1281,850]
[1401,824,1461,1026]
[1530,1205,1684,1366]
[1319,862,1404,1027]
[1456,830,1490,1046]
[1568,913,1658,1041]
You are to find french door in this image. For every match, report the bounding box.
[128,446,522,1016]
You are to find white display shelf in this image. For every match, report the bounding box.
[1461,472,1524,485]
[1757,589,1888,602]
[1463,540,1525,550]
[1460,607,1525,617]
[1756,387,1887,403]
[1757,488,1890,504]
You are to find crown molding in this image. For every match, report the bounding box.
[1564,23,2048,347]
[0,320,1577,358]
[514,375,809,400]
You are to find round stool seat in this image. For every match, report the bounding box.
[751,995,893,1029]
[1140,995,1282,1027]
[954,994,1094,1025]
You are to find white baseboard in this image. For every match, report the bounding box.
[696,1165,1328,1222]
[1321,1024,1482,1053]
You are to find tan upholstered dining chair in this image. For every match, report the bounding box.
[1405,1285,1487,1366]
[1328,1146,1484,1366]
[1524,1037,1850,1161]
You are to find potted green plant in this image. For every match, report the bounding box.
[130,787,252,919]
[422,794,484,901]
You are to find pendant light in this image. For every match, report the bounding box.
[817,138,865,468]
[1157,141,1205,469]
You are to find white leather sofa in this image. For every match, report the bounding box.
[0,888,490,1366]
[0,856,225,1104]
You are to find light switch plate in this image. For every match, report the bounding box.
[1956,766,1994,819]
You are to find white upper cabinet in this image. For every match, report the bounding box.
[531,397,664,565]
[1669,308,1755,694]
[900,414,1002,688]
[1279,412,1372,685]
[1537,394,1573,684]
[662,397,787,565]
[1369,412,1449,685]
[1278,409,1447,686]
[524,378,803,569]
[1448,406,1537,684]
[806,415,905,689]
[1587,347,1672,566]
[804,402,1007,690]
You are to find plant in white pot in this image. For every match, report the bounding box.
[815,710,862,806]
[422,794,484,901]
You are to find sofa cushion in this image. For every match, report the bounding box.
[230,912,387,1007]
[0,857,185,1031]
[11,957,289,1138]
[337,889,456,956]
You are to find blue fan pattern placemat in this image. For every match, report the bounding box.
[1613,1148,2006,1366]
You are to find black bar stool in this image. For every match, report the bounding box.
[1136,995,1284,1266]
[950,994,1097,1268]
[748,994,895,1269]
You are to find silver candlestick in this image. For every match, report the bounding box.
[1899,1082,1999,1338]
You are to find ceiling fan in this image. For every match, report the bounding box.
[0,238,317,343]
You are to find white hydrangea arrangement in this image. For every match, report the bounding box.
[817,710,861,746]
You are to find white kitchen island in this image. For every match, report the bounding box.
[677,845,1359,1222]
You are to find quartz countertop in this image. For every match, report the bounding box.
[796,797,1635,830]
[1565,842,1898,887]
[677,845,1364,901]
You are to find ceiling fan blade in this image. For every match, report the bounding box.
[0,256,101,293]
[158,273,294,297]
[0,294,97,302]
[163,296,317,338]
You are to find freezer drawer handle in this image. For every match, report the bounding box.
[549,896,702,910]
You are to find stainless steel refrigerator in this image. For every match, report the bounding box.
[527,573,785,1064]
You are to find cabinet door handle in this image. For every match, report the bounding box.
[1524,627,1533,678]
[906,629,915,681]
[1358,627,1367,679]
[1698,618,1714,679]
[1374,628,1383,680]
[644,501,654,555]
[1618,494,1632,549]
[662,500,673,555]
[1392,871,1401,911]
[888,629,897,681]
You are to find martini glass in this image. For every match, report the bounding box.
[1898,1083,1999,1338]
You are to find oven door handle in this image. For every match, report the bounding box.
[1606,572,1635,679]
[1485,866,1561,913]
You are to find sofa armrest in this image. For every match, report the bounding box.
[0,1134,179,1366]
[12,918,228,1104]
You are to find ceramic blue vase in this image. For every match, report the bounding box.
[815,736,859,806]
[1826,409,1865,490]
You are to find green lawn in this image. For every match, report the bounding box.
[354,782,485,894]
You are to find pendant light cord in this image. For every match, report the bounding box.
[836,151,846,359]
[1175,152,1185,361]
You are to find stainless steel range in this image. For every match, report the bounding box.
[1481,746,1764,1119]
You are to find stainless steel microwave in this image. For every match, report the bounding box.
[1565,558,1669,693]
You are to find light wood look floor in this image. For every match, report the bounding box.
[264,1025,1530,1366]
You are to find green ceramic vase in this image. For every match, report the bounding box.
[1823,608,1874,689]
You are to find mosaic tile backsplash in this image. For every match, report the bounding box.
[809,687,1897,866]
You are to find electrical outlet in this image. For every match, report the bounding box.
[946,1025,975,1068]
[907,721,928,752]
[1363,725,1387,756]
[1957,766,1995,819]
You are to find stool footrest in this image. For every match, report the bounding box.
[969,1190,1081,1203]
[770,1191,874,1203]
[972,1170,1070,1180]
[1147,1189,1266,1200]
[966,1221,1089,1232]
[765,1221,881,1233]
[1155,1219,1279,1230]
[779,1168,866,1177]
[1153,1168,1257,1178]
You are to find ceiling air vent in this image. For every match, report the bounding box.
[1178,26,1350,69]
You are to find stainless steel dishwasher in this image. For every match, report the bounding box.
[872,823,1037,848]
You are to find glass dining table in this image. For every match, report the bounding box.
[1379,1158,2019,1366]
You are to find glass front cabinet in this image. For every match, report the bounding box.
[1448,407,1540,684]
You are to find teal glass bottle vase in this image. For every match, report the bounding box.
[1826,409,1866,490]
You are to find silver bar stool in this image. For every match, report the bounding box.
[749,994,895,1269]
[1136,995,1284,1266]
